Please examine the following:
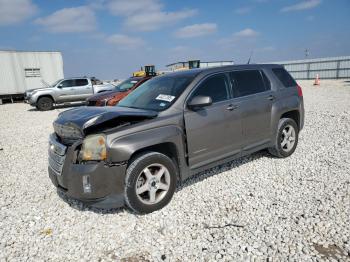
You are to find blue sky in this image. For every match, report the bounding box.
[0,0,349,79]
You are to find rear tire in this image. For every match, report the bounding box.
[124,152,177,214]
[268,118,299,158]
[37,97,54,111]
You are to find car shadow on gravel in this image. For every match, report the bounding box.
[56,189,126,214]
[177,150,269,192]
[27,102,86,112]
[57,150,270,215]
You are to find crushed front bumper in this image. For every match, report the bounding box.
[48,134,127,209]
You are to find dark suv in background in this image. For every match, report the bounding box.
[48,64,304,214]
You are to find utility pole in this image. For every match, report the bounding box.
[305,48,309,59]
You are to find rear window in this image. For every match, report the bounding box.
[272,68,296,87]
[230,70,268,97]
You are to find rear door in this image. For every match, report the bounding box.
[184,73,242,169]
[229,70,273,150]
[70,79,92,101]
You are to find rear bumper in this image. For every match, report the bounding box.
[48,134,127,209]
[299,99,305,130]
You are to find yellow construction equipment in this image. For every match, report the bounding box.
[133,65,157,77]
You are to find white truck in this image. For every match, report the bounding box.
[25,77,115,110]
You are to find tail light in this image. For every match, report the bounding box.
[297,84,303,97]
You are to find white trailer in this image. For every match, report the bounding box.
[0,50,64,103]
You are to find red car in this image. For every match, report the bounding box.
[86,76,152,106]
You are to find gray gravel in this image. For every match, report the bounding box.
[0,80,350,261]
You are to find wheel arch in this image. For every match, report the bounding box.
[129,142,179,167]
[280,110,300,128]
[108,125,189,181]
[37,94,55,103]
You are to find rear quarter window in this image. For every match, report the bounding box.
[272,68,296,87]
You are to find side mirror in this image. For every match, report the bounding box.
[57,84,63,88]
[187,95,212,110]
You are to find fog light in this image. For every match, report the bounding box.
[82,175,91,193]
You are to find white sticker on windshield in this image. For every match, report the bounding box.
[156,94,175,102]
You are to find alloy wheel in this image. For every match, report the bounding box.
[280,124,296,152]
[135,163,171,205]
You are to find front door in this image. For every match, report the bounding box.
[56,79,76,102]
[184,73,242,169]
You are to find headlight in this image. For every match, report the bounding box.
[80,134,107,161]
[53,122,83,140]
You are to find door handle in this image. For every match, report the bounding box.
[226,104,238,111]
[267,95,275,101]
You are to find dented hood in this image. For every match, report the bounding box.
[55,106,157,134]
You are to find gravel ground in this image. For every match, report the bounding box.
[0,80,349,261]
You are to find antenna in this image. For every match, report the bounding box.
[247,50,254,64]
[305,48,309,58]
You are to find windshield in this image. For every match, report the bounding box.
[115,78,139,92]
[118,74,195,111]
[51,79,63,87]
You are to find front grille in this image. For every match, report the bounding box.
[48,134,67,176]
[57,135,78,146]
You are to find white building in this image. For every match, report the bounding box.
[166,60,234,71]
[0,50,64,99]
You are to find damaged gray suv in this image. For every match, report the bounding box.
[48,64,304,214]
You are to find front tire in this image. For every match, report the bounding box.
[36,97,54,111]
[124,152,177,214]
[268,118,299,158]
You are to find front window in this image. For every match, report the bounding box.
[191,74,229,103]
[118,74,196,111]
[60,80,75,88]
[115,78,140,92]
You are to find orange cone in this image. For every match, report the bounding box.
[313,74,320,86]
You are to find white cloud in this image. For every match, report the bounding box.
[281,0,321,12]
[0,0,38,26]
[35,6,96,33]
[234,6,252,15]
[218,28,259,46]
[107,0,162,16]
[106,34,145,49]
[234,28,259,38]
[107,0,197,31]
[174,23,217,38]
[125,9,197,31]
